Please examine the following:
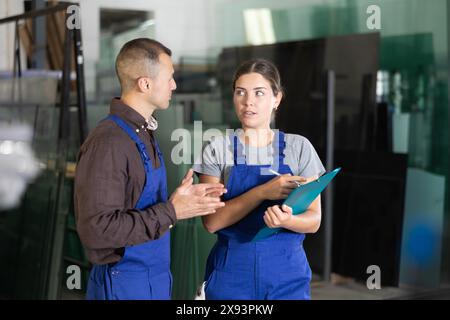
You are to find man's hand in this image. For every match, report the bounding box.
[179,169,226,197]
[170,169,227,220]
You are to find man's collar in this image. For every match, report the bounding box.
[110,98,157,133]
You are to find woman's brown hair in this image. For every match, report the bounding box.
[232,58,284,97]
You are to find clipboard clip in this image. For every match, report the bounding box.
[316,171,327,183]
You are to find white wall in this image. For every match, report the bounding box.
[77,0,211,64]
[0,0,326,71]
[75,0,214,96]
[0,0,213,71]
[208,0,329,51]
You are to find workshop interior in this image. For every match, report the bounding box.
[0,0,448,300]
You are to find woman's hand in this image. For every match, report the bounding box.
[263,204,293,228]
[258,174,306,200]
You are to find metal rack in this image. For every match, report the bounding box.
[0,1,87,299]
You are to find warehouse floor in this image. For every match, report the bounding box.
[59,275,450,300]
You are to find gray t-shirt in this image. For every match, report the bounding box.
[192,132,325,186]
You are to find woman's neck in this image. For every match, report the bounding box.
[240,127,274,147]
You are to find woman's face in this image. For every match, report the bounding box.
[233,72,281,130]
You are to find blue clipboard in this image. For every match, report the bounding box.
[252,167,341,241]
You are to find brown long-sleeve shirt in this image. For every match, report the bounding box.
[74,98,177,265]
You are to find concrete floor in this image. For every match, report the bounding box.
[311,281,412,300]
[60,277,450,300]
[310,274,450,300]
[61,282,450,300]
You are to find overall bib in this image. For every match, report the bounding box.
[86,114,172,300]
[204,131,311,300]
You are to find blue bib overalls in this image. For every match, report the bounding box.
[86,114,172,300]
[204,131,312,300]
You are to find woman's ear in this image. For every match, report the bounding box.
[274,91,282,109]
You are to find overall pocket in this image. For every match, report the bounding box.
[148,271,172,300]
[110,269,151,300]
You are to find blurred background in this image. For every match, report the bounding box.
[0,0,448,300]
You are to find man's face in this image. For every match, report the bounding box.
[148,53,177,109]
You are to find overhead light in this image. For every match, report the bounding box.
[243,8,276,45]
[139,19,155,29]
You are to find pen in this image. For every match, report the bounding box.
[268,169,302,187]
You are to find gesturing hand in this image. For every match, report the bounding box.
[170,169,227,220]
[179,169,227,197]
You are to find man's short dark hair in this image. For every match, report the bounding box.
[115,38,172,93]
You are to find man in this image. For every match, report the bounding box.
[74,38,226,300]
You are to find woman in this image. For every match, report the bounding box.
[192,59,325,300]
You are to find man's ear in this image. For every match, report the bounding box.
[137,77,151,92]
